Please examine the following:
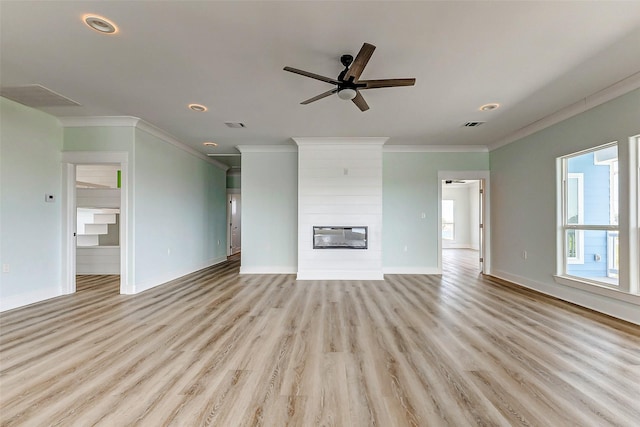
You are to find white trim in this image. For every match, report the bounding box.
[61,163,76,294]
[61,151,131,294]
[293,137,388,147]
[236,145,297,153]
[0,288,63,312]
[489,72,640,151]
[133,256,228,294]
[59,116,140,127]
[239,266,297,275]
[553,275,640,305]
[136,121,228,170]
[296,270,384,281]
[491,270,640,325]
[384,145,488,153]
[438,171,491,275]
[59,116,227,170]
[383,267,442,275]
[566,173,584,265]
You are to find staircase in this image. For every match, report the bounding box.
[77,208,119,246]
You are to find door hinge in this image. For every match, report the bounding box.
[479,223,484,229]
[479,257,484,262]
[479,189,484,194]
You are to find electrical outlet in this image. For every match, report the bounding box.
[404,245,408,252]
[522,250,527,260]
[2,264,9,273]
[421,212,426,219]
[167,248,171,255]
[45,194,55,203]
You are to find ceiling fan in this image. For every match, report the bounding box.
[283,43,416,112]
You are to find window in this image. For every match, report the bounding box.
[442,200,454,240]
[560,143,619,287]
[566,173,584,264]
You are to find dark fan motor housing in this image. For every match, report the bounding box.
[284,43,416,112]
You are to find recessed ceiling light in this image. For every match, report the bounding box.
[203,142,218,147]
[479,103,500,111]
[83,14,118,34]
[189,104,207,112]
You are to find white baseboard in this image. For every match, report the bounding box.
[0,287,63,312]
[442,243,473,249]
[296,270,384,281]
[490,269,640,325]
[383,267,442,275]
[239,266,297,275]
[132,256,228,294]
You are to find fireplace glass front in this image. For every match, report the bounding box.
[313,226,368,249]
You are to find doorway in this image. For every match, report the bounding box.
[227,193,241,256]
[437,171,490,275]
[61,152,130,295]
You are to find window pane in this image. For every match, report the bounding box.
[442,200,454,223]
[566,229,618,286]
[442,200,454,240]
[566,146,618,226]
[442,224,454,240]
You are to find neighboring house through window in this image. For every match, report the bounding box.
[559,143,619,286]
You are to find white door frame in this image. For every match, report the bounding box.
[437,170,491,275]
[226,191,241,256]
[61,151,131,294]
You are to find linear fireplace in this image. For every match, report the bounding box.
[313,226,368,249]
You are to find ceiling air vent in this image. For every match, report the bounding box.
[462,121,485,127]
[224,122,246,128]
[0,84,81,107]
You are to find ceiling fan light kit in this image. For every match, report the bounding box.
[284,42,416,112]
[337,88,357,100]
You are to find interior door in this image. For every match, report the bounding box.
[229,194,241,255]
[478,180,485,272]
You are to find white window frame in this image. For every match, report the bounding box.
[559,142,619,288]
[566,173,584,264]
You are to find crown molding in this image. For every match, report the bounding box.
[58,116,140,127]
[384,145,488,153]
[292,137,389,146]
[135,121,228,171]
[236,145,297,153]
[58,115,227,171]
[489,71,640,151]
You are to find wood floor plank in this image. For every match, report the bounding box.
[1,249,639,426]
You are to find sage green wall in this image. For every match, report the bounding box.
[63,126,134,152]
[226,173,241,189]
[133,129,228,290]
[382,152,489,270]
[240,150,297,273]
[490,88,640,323]
[64,124,227,293]
[0,97,63,310]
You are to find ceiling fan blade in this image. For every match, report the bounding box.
[284,67,339,85]
[301,88,338,104]
[351,91,369,111]
[359,78,416,89]
[344,43,376,82]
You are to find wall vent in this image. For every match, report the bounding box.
[224,122,246,128]
[0,84,81,107]
[462,121,485,127]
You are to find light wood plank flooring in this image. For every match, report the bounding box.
[1,250,639,426]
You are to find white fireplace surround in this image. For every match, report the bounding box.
[294,137,387,280]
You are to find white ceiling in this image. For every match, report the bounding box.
[2,1,639,158]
